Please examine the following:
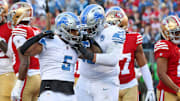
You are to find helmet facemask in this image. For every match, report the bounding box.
[81,19,104,38]
[80,4,105,38]
[56,27,82,45]
[55,12,82,45]
[161,15,180,44]
[169,29,180,44]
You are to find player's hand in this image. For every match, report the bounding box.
[11,79,24,101]
[43,30,54,39]
[145,90,156,101]
[71,43,94,61]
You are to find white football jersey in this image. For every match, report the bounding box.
[38,35,78,82]
[79,26,125,79]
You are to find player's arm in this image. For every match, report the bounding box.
[23,43,43,56]
[135,44,154,90]
[20,30,53,55]
[76,44,121,66]
[0,37,7,53]
[157,57,180,92]
[17,48,30,80]
[11,35,29,100]
[75,30,124,66]
[94,43,122,66]
[135,44,155,101]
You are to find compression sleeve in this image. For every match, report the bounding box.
[19,32,47,55]
[140,64,154,90]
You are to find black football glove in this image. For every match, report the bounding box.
[43,30,54,39]
[72,43,94,61]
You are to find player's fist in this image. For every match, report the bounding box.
[145,90,156,101]
[43,30,54,39]
[11,79,24,101]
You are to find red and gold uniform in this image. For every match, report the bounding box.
[118,32,142,101]
[0,23,17,101]
[8,25,41,101]
[155,40,180,101]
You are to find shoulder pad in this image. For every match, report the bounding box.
[12,26,27,37]
[154,40,169,52]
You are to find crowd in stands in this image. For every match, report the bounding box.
[8,0,180,49]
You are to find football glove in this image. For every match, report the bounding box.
[145,90,156,101]
[11,79,24,101]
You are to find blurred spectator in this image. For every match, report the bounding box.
[76,0,88,15]
[11,0,176,49]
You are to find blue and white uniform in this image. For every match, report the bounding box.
[76,26,126,101]
[38,35,78,101]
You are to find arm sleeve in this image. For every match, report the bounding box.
[95,43,123,66]
[13,36,27,49]
[140,64,154,90]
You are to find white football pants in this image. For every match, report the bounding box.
[75,76,119,101]
[38,90,76,101]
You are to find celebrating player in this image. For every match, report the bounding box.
[17,12,81,101]
[0,0,17,101]
[106,6,155,101]
[74,4,125,101]
[7,2,41,101]
[154,15,180,101]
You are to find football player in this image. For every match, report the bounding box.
[0,0,17,101]
[105,6,155,101]
[74,4,125,101]
[7,2,41,101]
[15,12,81,101]
[154,15,180,101]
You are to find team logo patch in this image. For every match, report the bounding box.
[100,35,105,41]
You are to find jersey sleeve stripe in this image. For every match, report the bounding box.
[12,31,27,34]
[12,33,27,37]
[136,38,143,44]
[13,28,27,32]
[136,34,143,44]
[154,47,169,52]
[154,41,169,52]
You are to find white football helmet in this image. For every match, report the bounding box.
[80,4,105,37]
[55,12,81,45]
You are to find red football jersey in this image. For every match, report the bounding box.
[119,32,143,84]
[0,23,12,59]
[10,25,40,73]
[74,60,80,78]
[154,40,180,94]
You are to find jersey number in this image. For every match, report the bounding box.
[62,56,72,71]
[119,53,131,75]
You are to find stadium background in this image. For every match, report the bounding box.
[8,0,180,100]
